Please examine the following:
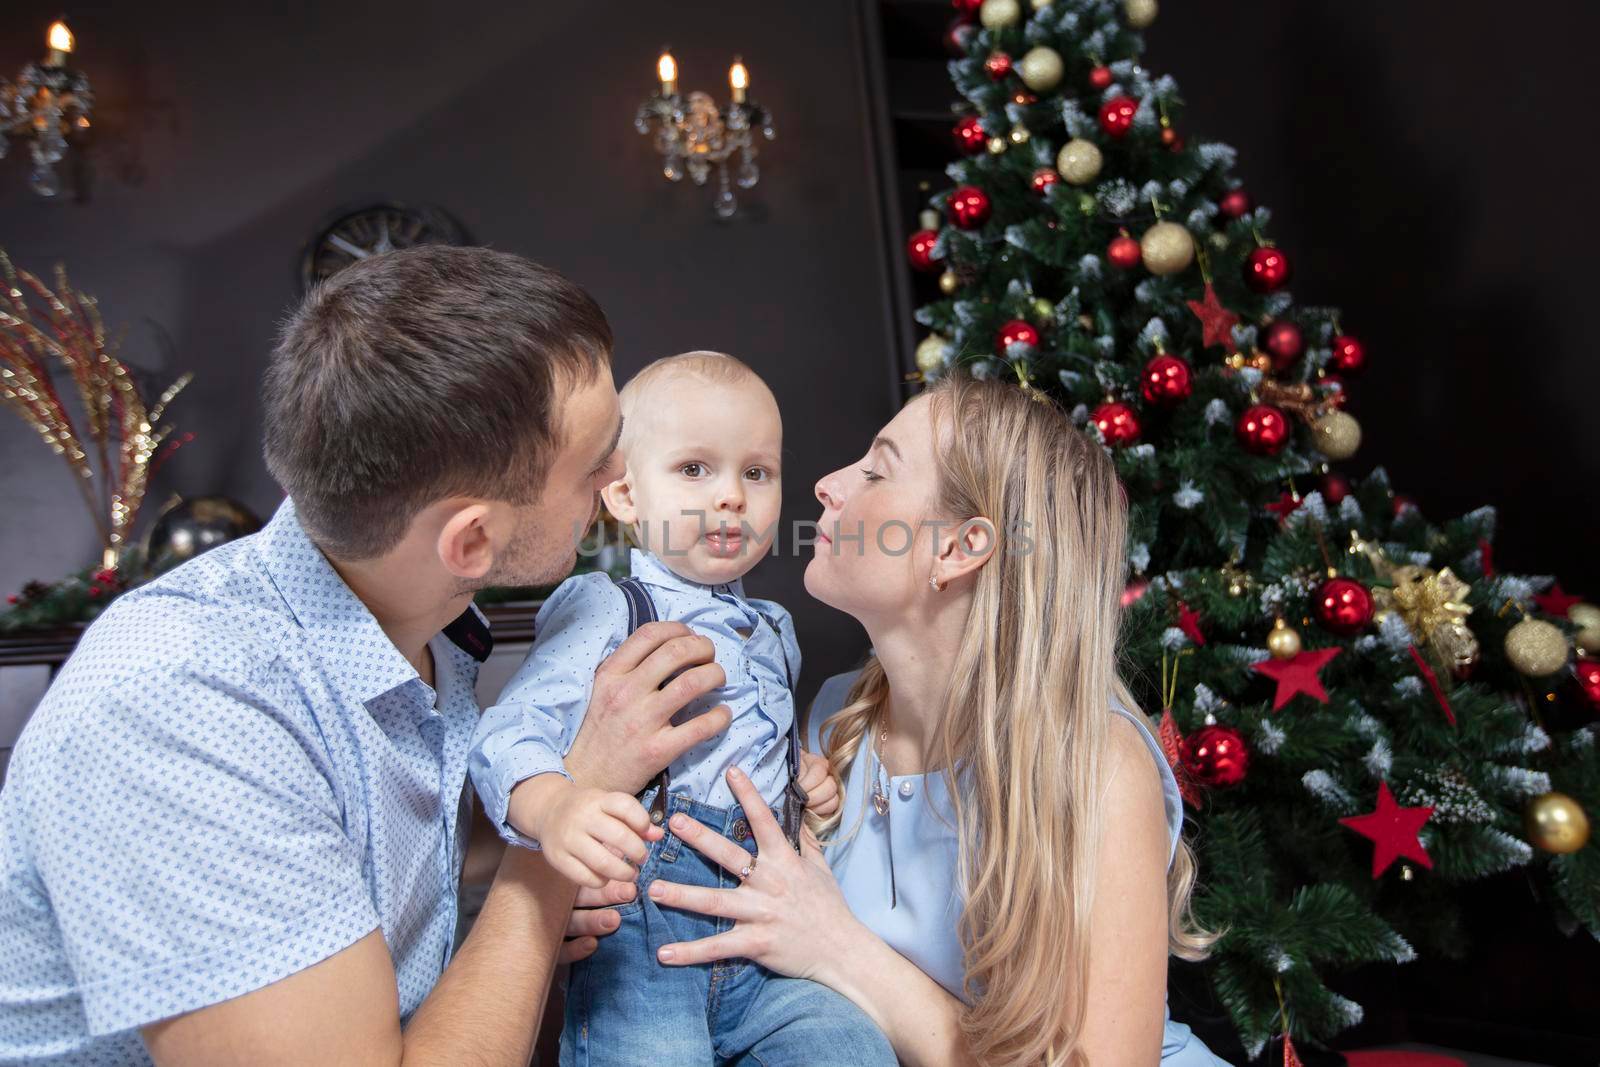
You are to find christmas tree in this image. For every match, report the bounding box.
[909,0,1599,1057]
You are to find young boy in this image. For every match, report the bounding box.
[469,352,894,1066]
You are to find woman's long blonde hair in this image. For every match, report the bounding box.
[818,374,1213,1066]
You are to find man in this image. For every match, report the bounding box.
[0,247,734,1064]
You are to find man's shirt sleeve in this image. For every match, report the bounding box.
[18,660,378,1036]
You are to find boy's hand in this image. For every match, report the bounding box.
[510,774,658,889]
[797,750,840,820]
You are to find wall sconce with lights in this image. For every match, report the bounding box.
[634,51,773,219]
[0,19,94,198]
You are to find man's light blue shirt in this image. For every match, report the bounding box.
[470,548,800,846]
[0,499,482,1065]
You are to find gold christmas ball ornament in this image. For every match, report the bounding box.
[1139,221,1194,276]
[987,135,1008,155]
[1009,124,1031,145]
[918,209,942,232]
[916,333,953,373]
[1504,618,1569,677]
[1567,603,1600,632]
[980,0,1022,29]
[1018,46,1065,92]
[1125,0,1159,28]
[1312,410,1362,460]
[938,270,960,295]
[1056,138,1102,186]
[1267,618,1303,660]
[1031,297,1054,320]
[1525,791,1591,854]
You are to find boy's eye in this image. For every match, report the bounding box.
[680,462,705,478]
[744,466,771,482]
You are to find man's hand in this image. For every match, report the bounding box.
[564,621,734,794]
[797,750,840,821]
[510,775,657,889]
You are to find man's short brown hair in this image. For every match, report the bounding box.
[263,245,611,559]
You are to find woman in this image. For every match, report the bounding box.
[645,374,1228,1065]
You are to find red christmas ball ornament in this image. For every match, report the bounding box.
[1030,167,1060,197]
[1243,246,1292,293]
[952,0,983,13]
[1180,724,1250,788]
[984,52,1013,80]
[906,229,941,273]
[1235,404,1290,456]
[1261,320,1304,371]
[952,115,987,155]
[1315,577,1375,636]
[1092,401,1141,446]
[947,185,991,229]
[5,594,17,605]
[87,584,102,598]
[1330,334,1367,376]
[1121,575,1151,607]
[1088,65,1114,90]
[1320,472,1353,505]
[1575,656,1600,708]
[1107,234,1142,270]
[1217,187,1253,220]
[1140,354,1192,406]
[995,318,1041,355]
[1160,126,1178,147]
[1098,95,1139,138]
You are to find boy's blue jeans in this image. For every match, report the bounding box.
[559,789,896,1067]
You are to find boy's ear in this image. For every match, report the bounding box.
[600,475,637,526]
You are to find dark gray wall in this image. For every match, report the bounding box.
[0,0,892,706]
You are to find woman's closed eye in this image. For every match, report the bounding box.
[859,467,883,483]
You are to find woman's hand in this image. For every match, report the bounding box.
[646,767,863,985]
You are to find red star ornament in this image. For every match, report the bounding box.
[1177,602,1207,646]
[1251,647,1341,711]
[1534,583,1583,618]
[1186,283,1240,349]
[1265,490,1301,524]
[1339,781,1435,878]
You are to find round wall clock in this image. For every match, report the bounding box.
[299,202,468,291]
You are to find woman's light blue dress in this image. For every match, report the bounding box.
[807,670,1230,1065]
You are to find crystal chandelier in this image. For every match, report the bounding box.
[635,51,774,219]
[1,20,94,199]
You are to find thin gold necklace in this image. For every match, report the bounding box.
[869,711,897,908]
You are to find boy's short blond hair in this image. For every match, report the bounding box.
[618,351,769,452]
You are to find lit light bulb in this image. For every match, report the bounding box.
[657,51,678,96]
[729,58,749,103]
[48,20,75,54]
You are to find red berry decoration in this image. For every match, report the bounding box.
[1320,472,1352,505]
[1098,95,1139,138]
[1030,167,1060,197]
[1244,246,1292,293]
[1092,401,1141,446]
[1330,334,1367,376]
[952,115,987,155]
[906,229,940,273]
[1235,404,1290,456]
[1392,494,1418,517]
[1140,354,1192,406]
[984,52,1013,80]
[1576,656,1600,709]
[87,585,102,598]
[1180,724,1250,788]
[947,185,991,230]
[1107,234,1142,270]
[995,318,1041,355]
[1160,127,1178,147]
[1088,65,1114,90]
[1261,320,1304,371]
[1217,187,1253,220]
[1315,576,1375,636]
[1121,575,1151,607]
